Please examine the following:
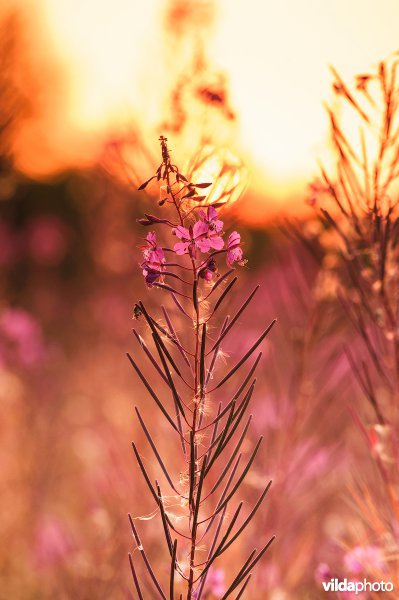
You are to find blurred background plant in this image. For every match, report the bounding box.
[1,0,399,598]
[303,54,399,597]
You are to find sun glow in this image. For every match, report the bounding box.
[187,146,248,208]
[6,0,399,216]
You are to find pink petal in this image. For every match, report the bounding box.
[174,241,190,255]
[227,231,241,248]
[213,219,224,233]
[208,206,218,220]
[174,226,190,241]
[154,247,165,262]
[193,220,208,238]
[209,236,224,250]
[196,238,211,253]
[146,231,157,244]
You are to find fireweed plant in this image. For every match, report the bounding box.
[127,136,276,599]
[309,56,399,583]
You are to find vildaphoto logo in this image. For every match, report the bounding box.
[322,578,394,594]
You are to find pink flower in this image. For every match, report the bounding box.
[206,567,226,597]
[0,308,46,367]
[344,545,385,575]
[26,216,69,266]
[226,231,245,267]
[173,211,224,258]
[315,563,331,583]
[199,206,224,250]
[141,232,165,286]
[33,515,74,570]
[173,221,209,257]
[199,206,224,234]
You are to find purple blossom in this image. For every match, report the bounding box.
[199,206,224,250]
[172,222,210,257]
[226,231,245,267]
[141,231,165,286]
[173,207,224,258]
[199,205,224,234]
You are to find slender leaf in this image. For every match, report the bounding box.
[213,320,276,390]
[128,553,144,600]
[170,540,177,600]
[135,408,179,494]
[209,286,260,352]
[127,353,179,433]
[128,515,167,599]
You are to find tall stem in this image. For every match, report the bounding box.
[188,277,200,599]
[165,157,203,599]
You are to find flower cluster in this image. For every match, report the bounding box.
[140,204,245,288]
[173,206,224,257]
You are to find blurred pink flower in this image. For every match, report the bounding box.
[33,515,74,569]
[344,544,385,575]
[0,308,46,367]
[315,562,331,583]
[26,216,69,266]
[206,567,226,597]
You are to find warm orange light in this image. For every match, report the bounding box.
[187,145,248,208]
[6,0,399,216]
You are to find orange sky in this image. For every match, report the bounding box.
[6,0,399,215]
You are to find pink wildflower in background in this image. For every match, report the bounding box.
[206,567,226,597]
[315,562,332,583]
[0,308,46,367]
[344,545,386,575]
[193,567,226,598]
[26,216,69,266]
[33,515,74,570]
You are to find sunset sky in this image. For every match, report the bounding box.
[6,0,399,213]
